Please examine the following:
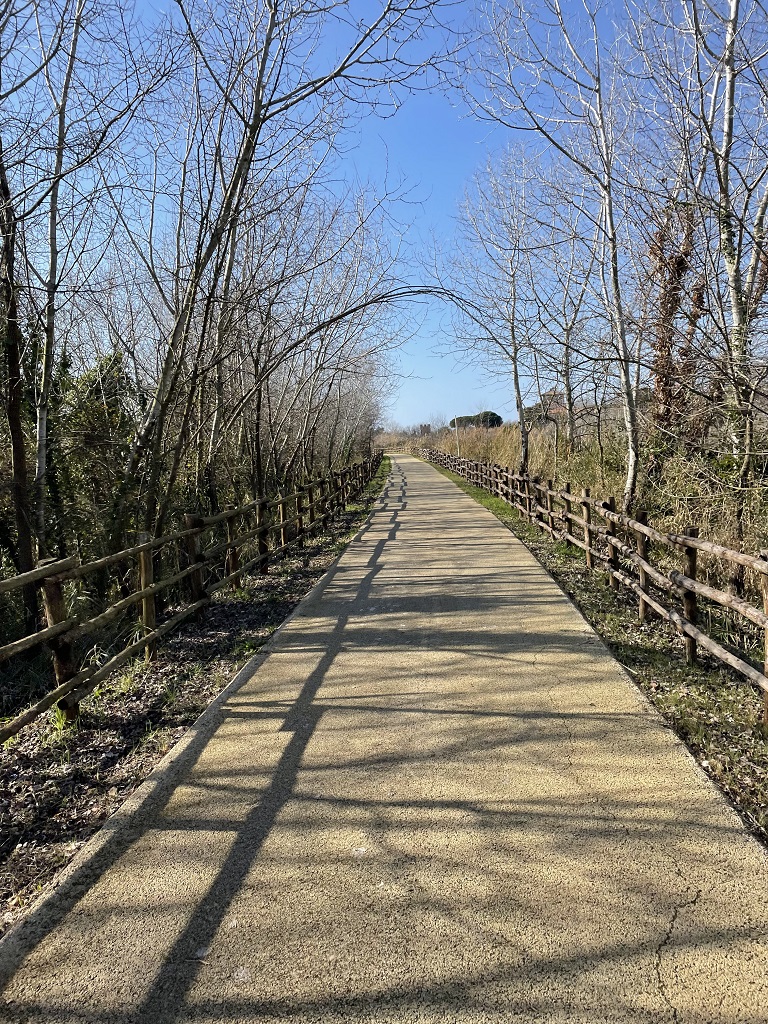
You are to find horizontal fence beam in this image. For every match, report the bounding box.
[419,448,768,722]
[0,452,383,742]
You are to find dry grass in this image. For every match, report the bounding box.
[433,463,768,848]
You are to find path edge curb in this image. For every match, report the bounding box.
[0,477,389,981]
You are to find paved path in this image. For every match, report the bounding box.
[2,454,768,1023]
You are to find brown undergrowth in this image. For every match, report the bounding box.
[434,465,768,848]
[0,459,390,938]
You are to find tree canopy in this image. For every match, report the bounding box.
[449,412,503,429]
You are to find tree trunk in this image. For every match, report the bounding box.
[0,139,37,630]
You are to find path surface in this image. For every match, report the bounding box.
[2,454,767,1023]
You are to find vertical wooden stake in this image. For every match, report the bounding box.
[41,560,79,720]
[563,483,573,548]
[582,488,593,570]
[225,514,241,590]
[606,497,619,591]
[760,552,768,725]
[256,500,269,573]
[635,511,649,623]
[322,479,331,523]
[279,497,288,547]
[307,483,316,528]
[683,527,699,665]
[183,514,206,602]
[137,533,156,660]
[532,477,542,531]
[296,489,305,547]
[546,480,555,537]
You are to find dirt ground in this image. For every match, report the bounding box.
[0,485,385,939]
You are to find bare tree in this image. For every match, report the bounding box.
[469,0,644,507]
[446,153,544,471]
[631,0,768,549]
[101,0,450,540]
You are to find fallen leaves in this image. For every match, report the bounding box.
[0,494,383,939]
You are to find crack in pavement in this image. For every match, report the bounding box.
[654,883,703,1023]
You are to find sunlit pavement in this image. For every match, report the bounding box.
[2,453,767,1023]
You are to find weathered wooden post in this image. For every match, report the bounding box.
[183,514,206,602]
[683,527,699,665]
[296,489,305,547]
[321,478,330,524]
[41,559,79,720]
[340,468,347,505]
[279,496,288,547]
[307,483,316,529]
[546,480,555,537]
[581,488,593,569]
[606,497,619,591]
[563,482,573,548]
[634,511,649,622]
[224,512,242,590]
[137,533,156,659]
[256,500,269,573]
[532,477,542,531]
[760,552,768,725]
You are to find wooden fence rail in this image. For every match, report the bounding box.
[419,448,768,723]
[0,454,382,743]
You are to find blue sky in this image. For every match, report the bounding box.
[347,88,513,429]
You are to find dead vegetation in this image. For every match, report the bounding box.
[0,465,388,938]
[435,466,768,847]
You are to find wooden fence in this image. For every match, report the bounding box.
[420,448,768,723]
[0,454,382,743]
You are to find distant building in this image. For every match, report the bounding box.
[419,423,431,436]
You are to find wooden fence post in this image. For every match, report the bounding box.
[532,478,542,531]
[224,513,242,590]
[137,533,157,660]
[256,500,269,573]
[546,480,555,537]
[279,496,288,547]
[307,483,316,528]
[635,511,649,622]
[760,552,768,725]
[183,515,206,602]
[683,527,699,665]
[40,559,79,720]
[296,489,305,547]
[323,478,332,522]
[606,497,619,591]
[582,488,593,570]
[563,483,573,548]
